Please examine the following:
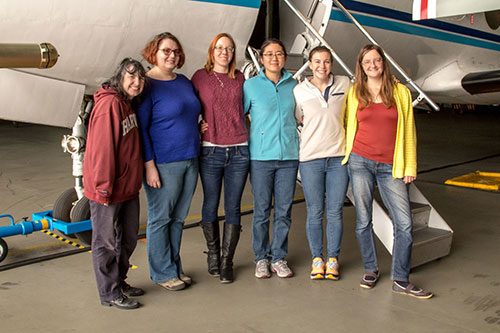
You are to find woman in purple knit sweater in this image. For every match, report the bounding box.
[192,33,248,283]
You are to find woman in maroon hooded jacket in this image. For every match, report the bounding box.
[83,58,145,310]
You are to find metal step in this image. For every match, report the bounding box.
[411,202,431,232]
[347,183,453,268]
[412,227,453,267]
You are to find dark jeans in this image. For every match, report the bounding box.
[90,197,140,302]
[199,146,249,225]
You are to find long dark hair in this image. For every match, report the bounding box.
[259,38,288,57]
[355,44,396,109]
[103,58,146,100]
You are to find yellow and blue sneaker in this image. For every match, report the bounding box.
[310,257,325,280]
[325,257,340,280]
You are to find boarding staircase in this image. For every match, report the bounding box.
[346,184,453,268]
[245,0,453,267]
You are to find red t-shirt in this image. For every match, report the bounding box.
[352,102,398,164]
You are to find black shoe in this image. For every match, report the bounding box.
[121,284,145,297]
[101,294,140,310]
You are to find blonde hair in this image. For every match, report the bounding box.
[204,33,237,79]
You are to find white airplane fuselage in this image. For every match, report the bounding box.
[0,0,261,127]
[0,0,499,128]
[280,0,500,105]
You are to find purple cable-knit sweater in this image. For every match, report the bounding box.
[192,69,248,145]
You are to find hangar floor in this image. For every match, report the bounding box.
[1,108,500,332]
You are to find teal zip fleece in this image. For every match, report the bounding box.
[243,68,299,161]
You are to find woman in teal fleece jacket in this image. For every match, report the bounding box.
[243,39,299,279]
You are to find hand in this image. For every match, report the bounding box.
[199,120,208,134]
[145,160,161,188]
[403,175,416,184]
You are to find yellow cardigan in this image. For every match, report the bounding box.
[341,83,417,178]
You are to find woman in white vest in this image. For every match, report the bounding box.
[293,46,350,281]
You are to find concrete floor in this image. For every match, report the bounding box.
[1,108,500,332]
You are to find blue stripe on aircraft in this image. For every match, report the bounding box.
[190,0,260,9]
[331,11,500,51]
[332,0,500,51]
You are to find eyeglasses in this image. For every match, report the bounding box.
[214,46,234,54]
[159,48,181,57]
[262,52,285,59]
[362,58,383,66]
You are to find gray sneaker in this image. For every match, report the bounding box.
[271,260,293,278]
[255,259,271,279]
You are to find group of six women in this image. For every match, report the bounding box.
[84,31,433,310]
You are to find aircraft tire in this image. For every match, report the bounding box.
[70,197,92,246]
[53,187,78,238]
[0,238,8,263]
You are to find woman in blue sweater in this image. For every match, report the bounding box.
[243,39,299,279]
[136,32,201,291]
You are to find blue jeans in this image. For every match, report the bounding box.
[199,146,249,225]
[144,158,198,283]
[347,153,413,281]
[300,157,348,260]
[250,159,299,263]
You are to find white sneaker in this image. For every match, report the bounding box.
[255,259,271,279]
[271,260,293,278]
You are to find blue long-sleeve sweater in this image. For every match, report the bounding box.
[136,74,201,164]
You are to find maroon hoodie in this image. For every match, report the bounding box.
[83,87,143,204]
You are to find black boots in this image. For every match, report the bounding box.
[220,223,241,284]
[201,221,221,276]
[201,221,241,283]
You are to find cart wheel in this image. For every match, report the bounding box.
[0,238,8,263]
[53,187,78,238]
[70,197,93,246]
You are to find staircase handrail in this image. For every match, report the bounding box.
[331,0,440,110]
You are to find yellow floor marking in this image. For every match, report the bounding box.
[445,171,500,191]
[7,241,71,254]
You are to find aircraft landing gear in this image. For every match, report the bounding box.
[53,188,78,239]
[70,197,92,245]
[0,238,8,263]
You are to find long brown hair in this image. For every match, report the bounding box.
[141,32,185,69]
[355,44,396,109]
[204,33,237,79]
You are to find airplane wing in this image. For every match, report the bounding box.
[413,0,500,20]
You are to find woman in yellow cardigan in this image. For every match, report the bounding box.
[342,44,432,299]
